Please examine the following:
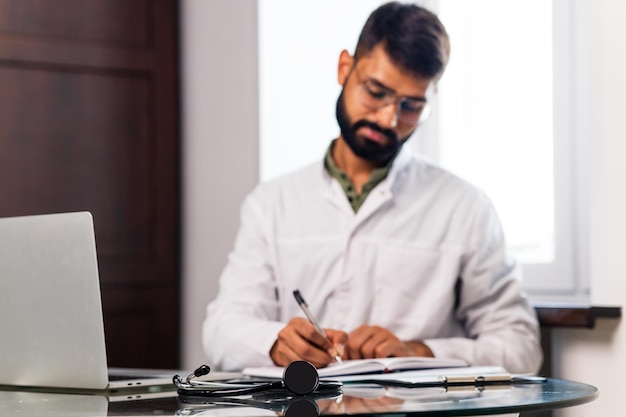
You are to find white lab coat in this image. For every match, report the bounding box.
[203,147,542,374]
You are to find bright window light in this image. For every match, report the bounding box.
[436,0,554,264]
[258,0,583,297]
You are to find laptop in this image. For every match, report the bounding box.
[0,211,226,393]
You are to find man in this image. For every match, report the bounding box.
[203,2,542,374]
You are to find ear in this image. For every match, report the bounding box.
[337,50,354,86]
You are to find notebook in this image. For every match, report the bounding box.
[0,211,215,392]
[243,356,468,380]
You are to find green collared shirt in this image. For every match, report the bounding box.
[324,140,395,213]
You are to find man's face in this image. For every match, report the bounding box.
[336,90,408,164]
[336,44,434,164]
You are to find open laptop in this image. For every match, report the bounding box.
[0,211,233,393]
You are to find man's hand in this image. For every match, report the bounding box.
[270,317,347,368]
[346,325,434,359]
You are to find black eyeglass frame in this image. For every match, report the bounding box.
[350,65,432,125]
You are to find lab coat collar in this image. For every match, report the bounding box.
[321,145,417,219]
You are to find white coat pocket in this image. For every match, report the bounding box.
[371,242,462,340]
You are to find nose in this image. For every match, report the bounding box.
[375,101,399,129]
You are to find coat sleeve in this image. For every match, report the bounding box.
[202,192,284,371]
[423,195,543,374]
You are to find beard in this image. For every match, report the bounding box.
[335,90,414,165]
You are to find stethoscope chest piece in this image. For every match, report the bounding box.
[283,360,320,395]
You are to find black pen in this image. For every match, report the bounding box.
[293,290,343,364]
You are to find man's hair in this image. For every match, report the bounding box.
[354,2,450,81]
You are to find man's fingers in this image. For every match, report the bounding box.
[273,319,336,367]
[346,325,374,359]
[271,341,300,366]
[347,325,407,359]
[289,317,335,351]
[325,329,348,358]
[359,331,390,358]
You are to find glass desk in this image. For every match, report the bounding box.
[0,378,597,416]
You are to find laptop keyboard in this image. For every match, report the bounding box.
[108,373,150,381]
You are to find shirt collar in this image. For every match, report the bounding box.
[323,139,398,182]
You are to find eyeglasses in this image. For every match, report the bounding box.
[352,67,431,125]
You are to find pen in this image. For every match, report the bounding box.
[293,289,343,364]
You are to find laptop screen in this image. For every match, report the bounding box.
[0,212,110,389]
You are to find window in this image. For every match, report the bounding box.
[258,0,588,301]
[258,0,386,180]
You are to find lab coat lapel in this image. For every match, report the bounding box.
[353,147,412,227]
[322,147,413,225]
[353,181,393,226]
[323,171,356,215]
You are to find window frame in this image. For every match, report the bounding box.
[258,0,590,302]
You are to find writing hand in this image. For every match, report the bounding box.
[270,317,347,368]
[346,325,434,359]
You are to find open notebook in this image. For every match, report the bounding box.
[243,356,468,380]
[0,211,238,393]
[244,360,545,387]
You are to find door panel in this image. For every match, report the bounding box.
[0,0,180,368]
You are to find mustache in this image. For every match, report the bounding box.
[351,120,398,143]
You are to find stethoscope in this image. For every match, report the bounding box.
[173,360,342,398]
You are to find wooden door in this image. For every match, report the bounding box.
[0,0,180,368]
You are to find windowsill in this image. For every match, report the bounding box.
[534,304,622,328]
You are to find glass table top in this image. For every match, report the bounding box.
[0,378,598,416]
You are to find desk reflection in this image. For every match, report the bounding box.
[175,385,517,416]
[0,390,108,416]
[0,378,597,416]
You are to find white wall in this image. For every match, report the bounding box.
[180,0,259,368]
[552,1,626,415]
[181,3,626,415]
